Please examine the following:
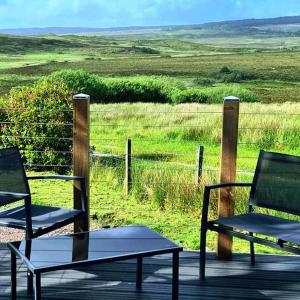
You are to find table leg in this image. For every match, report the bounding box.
[34,273,41,300]
[136,256,143,289]
[172,251,179,300]
[11,251,16,300]
[27,271,34,295]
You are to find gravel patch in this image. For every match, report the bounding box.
[0,224,75,243]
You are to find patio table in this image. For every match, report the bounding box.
[8,225,182,300]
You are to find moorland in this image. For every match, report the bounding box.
[1,15,300,251]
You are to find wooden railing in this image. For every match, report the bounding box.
[72,94,240,258]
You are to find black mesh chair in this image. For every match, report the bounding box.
[0,146,88,240]
[200,150,300,279]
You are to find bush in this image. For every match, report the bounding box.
[1,78,73,172]
[101,76,184,103]
[220,66,231,74]
[172,88,209,104]
[131,46,160,55]
[44,70,258,105]
[193,76,215,87]
[172,86,258,104]
[212,67,257,83]
[45,71,184,104]
[0,97,8,123]
[202,85,258,103]
[47,69,107,102]
[221,70,256,83]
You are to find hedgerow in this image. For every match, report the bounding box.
[172,85,258,104]
[101,76,184,103]
[44,70,257,104]
[0,70,258,172]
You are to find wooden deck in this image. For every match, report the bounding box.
[1,244,300,300]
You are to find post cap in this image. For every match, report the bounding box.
[73,94,90,100]
[224,96,240,102]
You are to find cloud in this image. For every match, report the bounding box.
[0,0,299,28]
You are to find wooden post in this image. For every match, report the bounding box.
[218,96,240,259]
[125,139,132,195]
[196,146,204,184]
[73,94,90,232]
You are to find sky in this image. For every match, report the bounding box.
[0,0,300,29]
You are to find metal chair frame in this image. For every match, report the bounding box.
[200,150,300,279]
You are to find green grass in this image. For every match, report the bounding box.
[1,33,300,253]
[27,168,289,254]
[90,102,300,163]
[84,102,300,252]
[19,101,299,252]
[1,34,300,104]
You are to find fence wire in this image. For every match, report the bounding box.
[1,103,299,218]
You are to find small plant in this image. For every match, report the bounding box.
[220,66,231,74]
[193,77,215,87]
[211,67,257,83]
[131,46,160,55]
[172,88,209,104]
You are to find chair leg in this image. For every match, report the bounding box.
[200,226,207,280]
[249,232,255,265]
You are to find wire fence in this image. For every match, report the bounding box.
[1,101,299,217]
[89,102,300,217]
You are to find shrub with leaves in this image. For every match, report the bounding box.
[46,71,184,104]
[1,78,73,173]
[101,76,184,103]
[172,88,209,104]
[172,86,258,104]
[193,76,215,87]
[212,66,257,83]
[47,69,107,102]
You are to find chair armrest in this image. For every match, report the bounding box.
[201,182,252,226]
[27,175,88,212]
[27,175,85,181]
[0,191,34,238]
[0,191,30,201]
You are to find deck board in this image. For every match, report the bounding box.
[1,244,300,299]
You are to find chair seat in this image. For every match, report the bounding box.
[0,204,82,232]
[212,212,300,245]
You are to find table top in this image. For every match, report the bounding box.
[8,225,182,273]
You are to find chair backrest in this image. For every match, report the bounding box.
[0,146,30,206]
[250,150,300,215]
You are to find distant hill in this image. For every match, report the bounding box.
[202,15,300,28]
[1,15,300,37]
[0,26,166,36]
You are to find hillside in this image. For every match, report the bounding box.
[0,15,300,103]
[1,15,300,38]
[202,15,300,28]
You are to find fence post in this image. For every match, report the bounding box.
[217,96,240,259]
[73,94,90,233]
[125,139,132,195]
[196,146,204,184]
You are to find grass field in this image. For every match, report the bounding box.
[1,29,300,253]
[1,34,300,102]
[23,101,299,252]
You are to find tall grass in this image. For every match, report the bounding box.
[89,102,299,214]
[90,102,300,156]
